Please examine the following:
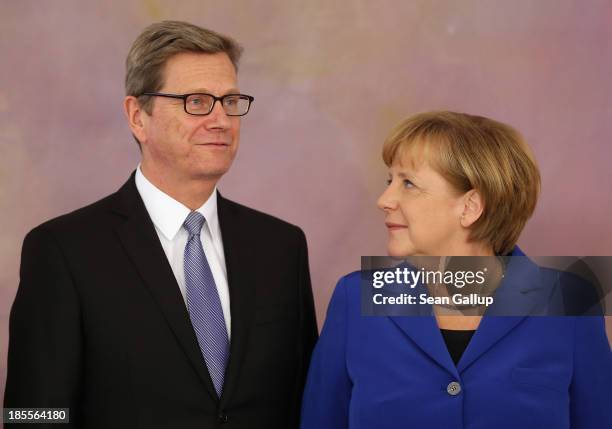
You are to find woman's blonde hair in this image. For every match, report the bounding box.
[382,111,540,255]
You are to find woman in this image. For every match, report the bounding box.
[300,111,611,428]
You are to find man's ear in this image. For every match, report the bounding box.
[460,189,485,228]
[124,96,148,145]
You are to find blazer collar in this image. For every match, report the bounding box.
[457,250,549,372]
[388,247,546,376]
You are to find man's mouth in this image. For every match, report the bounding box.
[196,142,230,147]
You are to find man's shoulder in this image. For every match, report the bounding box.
[28,190,120,241]
[218,195,305,239]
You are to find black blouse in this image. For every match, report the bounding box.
[440,329,476,365]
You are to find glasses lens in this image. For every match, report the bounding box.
[223,95,251,116]
[185,94,214,114]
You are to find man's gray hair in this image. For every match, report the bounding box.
[125,20,243,114]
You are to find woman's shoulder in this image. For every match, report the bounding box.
[325,270,372,315]
[329,270,362,301]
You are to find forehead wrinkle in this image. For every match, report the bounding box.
[393,171,415,180]
[183,86,240,93]
[161,53,237,93]
[394,156,421,179]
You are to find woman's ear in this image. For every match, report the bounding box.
[460,189,485,227]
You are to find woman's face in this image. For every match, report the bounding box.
[377,153,469,257]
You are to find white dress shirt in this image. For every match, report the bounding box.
[135,166,231,338]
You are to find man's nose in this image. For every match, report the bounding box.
[206,100,232,129]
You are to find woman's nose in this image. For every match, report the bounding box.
[377,185,398,212]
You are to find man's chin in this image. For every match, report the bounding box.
[188,158,234,179]
[190,168,230,181]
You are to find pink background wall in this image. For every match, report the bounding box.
[1,0,611,401]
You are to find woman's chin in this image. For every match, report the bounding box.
[386,245,416,258]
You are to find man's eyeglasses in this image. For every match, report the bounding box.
[141,92,255,116]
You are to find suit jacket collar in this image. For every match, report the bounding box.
[109,173,256,404]
[134,166,222,243]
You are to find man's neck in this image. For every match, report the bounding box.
[140,163,218,211]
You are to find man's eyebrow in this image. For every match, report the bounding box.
[187,88,241,95]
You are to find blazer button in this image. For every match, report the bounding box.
[447,381,462,396]
[217,412,228,424]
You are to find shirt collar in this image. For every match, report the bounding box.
[135,166,219,241]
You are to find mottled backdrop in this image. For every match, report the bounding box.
[1,0,611,402]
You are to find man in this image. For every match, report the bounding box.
[5,21,317,428]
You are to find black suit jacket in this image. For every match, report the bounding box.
[4,174,318,428]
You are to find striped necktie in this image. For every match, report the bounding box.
[183,211,229,397]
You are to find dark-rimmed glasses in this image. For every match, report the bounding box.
[141,92,255,116]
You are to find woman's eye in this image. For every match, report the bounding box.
[386,179,392,186]
[403,179,414,188]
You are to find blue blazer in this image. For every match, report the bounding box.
[301,251,612,428]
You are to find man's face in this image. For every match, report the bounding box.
[139,52,241,182]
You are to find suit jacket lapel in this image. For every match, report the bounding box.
[110,173,219,401]
[216,192,256,406]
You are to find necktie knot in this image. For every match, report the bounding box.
[183,211,205,236]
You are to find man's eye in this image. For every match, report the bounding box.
[224,97,238,106]
[386,179,392,186]
[187,95,211,109]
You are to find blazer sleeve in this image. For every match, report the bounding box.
[4,226,83,428]
[569,316,612,428]
[300,276,352,429]
[288,227,319,427]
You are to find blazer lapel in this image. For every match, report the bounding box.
[385,267,458,377]
[110,173,219,401]
[389,315,459,378]
[456,316,526,372]
[216,193,256,406]
[457,255,547,372]
[389,252,550,377]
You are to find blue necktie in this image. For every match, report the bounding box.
[183,211,229,397]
